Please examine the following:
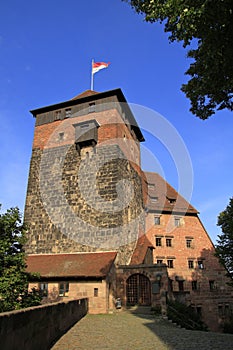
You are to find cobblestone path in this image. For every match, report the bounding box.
[51,312,233,350]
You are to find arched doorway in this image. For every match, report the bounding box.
[126,274,151,306]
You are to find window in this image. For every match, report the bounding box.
[218,305,224,316]
[218,304,230,316]
[59,132,64,141]
[155,237,162,247]
[65,108,71,118]
[148,183,155,189]
[154,216,160,225]
[196,306,202,316]
[197,260,204,269]
[188,260,194,269]
[94,288,98,297]
[157,259,163,265]
[39,283,48,297]
[150,196,158,203]
[168,198,176,204]
[166,238,172,247]
[89,102,96,113]
[192,281,198,291]
[209,280,216,291]
[186,239,193,248]
[167,259,174,268]
[178,280,184,291]
[225,305,230,316]
[59,282,69,296]
[174,217,181,227]
[54,110,61,120]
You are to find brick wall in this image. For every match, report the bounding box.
[146,212,233,331]
[24,108,144,265]
[29,280,109,314]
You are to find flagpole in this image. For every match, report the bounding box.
[91,59,94,90]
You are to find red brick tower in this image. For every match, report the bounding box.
[24,89,145,265]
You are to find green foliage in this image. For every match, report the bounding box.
[124,0,233,119]
[0,206,42,312]
[216,198,233,283]
[167,299,208,331]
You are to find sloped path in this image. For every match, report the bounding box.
[51,311,233,350]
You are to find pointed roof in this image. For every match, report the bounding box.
[71,90,99,100]
[130,234,155,265]
[26,251,117,278]
[144,172,198,214]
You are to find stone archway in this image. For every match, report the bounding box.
[126,273,151,306]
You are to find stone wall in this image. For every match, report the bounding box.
[29,280,109,314]
[0,298,88,350]
[24,141,144,265]
[116,264,168,314]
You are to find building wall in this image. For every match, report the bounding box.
[29,280,109,314]
[116,265,168,315]
[24,90,233,331]
[146,211,233,331]
[24,105,145,265]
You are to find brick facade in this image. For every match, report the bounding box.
[24,88,233,331]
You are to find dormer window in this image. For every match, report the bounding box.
[59,132,64,141]
[148,183,155,189]
[167,197,176,204]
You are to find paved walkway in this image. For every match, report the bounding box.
[51,311,233,350]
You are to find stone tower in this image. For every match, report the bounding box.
[24,89,145,264]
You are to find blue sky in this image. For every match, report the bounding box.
[0,0,232,244]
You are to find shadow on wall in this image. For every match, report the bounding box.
[168,247,233,332]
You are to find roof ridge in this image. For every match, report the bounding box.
[27,251,117,256]
[71,89,99,100]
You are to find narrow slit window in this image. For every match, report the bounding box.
[154,216,160,225]
[89,102,96,113]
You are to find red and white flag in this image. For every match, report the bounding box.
[92,61,110,74]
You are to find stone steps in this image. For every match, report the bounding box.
[126,305,153,315]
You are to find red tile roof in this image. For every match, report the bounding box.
[130,234,155,265]
[144,172,198,214]
[71,90,99,100]
[26,252,117,278]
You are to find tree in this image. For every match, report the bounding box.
[216,198,233,283]
[124,0,233,119]
[0,206,41,312]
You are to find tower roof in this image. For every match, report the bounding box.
[30,88,145,142]
[71,90,99,100]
